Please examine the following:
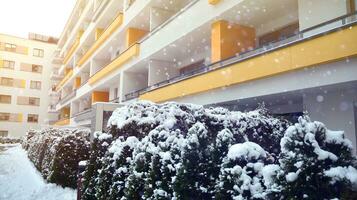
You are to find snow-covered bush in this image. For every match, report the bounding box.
[81,101,290,199]
[277,116,357,199]
[0,137,22,144]
[22,128,90,188]
[216,142,270,199]
[81,132,113,200]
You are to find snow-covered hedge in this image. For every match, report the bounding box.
[22,128,90,188]
[80,101,357,199]
[0,137,22,144]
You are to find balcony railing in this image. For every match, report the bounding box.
[88,43,140,85]
[73,108,93,123]
[124,11,357,101]
[109,97,120,103]
[54,118,70,126]
[59,90,77,106]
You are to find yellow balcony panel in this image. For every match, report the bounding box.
[88,43,140,85]
[56,69,73,91]
[77,13,124,67]
[208,0,221,5]
[139,25,357,103]
[63,39,80,65]
[95,28,104,41]
[54,118,70,126]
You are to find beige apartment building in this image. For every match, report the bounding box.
[0,33,60,138]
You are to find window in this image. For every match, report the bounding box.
[33,48,44,57]
[17,96,40,106]
[27,114,39,123]
[29,97,40,106]
[0,130,8,137]
[0,113,10,121]
[0,95,11,104]
[20,63,43,73]
[5,43,16,51]
[32,64,42,73]
[30,81,41,90]
[3,60,15,69]
[0,77,13,87]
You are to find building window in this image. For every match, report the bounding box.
[27,114,39,123]
[30,81,41,90]
[3,60,15,69]
[33,48,44,57]
[5,43,16,52]
[17,96,40,106]
[29,97,40,106]
[32,64,42,73]
[0,130,8,137]
[20,63,43,73]
[0,113,10,121]
[0,77,14,87]
[0,95,11,104]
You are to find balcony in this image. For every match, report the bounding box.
[137,12,357,102]
[48,105,57,113]
[56,69,73,91]
[88,43,140,85]
[50,71,63,80]
[54,118,70,126]
[73,108,93,123]
[77,13,124,67]
[59,90,77,106]
[63,38,80,65]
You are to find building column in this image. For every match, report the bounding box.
[211,20,256,63]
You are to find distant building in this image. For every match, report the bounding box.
[0,33,60,137]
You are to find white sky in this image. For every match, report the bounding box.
[0,0,77,38]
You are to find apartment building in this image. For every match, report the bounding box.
[52,0,357,148]
[0,33,60,138]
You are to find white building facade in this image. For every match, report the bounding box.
[50,0,357,150]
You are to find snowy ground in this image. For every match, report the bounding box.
[0,144,77,200]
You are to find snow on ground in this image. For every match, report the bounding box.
[0,144,76,200]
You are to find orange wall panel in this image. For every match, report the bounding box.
[91,91,109,103]
[211,20,256,63]
[126,28,148,48]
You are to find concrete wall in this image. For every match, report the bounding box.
[298,0,348,31]
[150,7,175,31]
[148,59,178,86]
[304,88,357,151]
